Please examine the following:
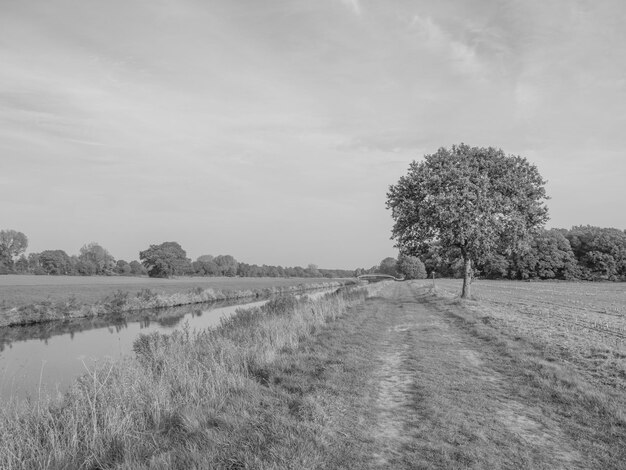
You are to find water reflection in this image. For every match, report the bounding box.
[0,297,266,403]
[0,288,337,403]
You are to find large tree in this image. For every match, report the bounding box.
[0,229,28,270]
[139,242,191,278]
[387,144,549,298]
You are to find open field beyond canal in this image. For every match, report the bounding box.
[0,275,341,309]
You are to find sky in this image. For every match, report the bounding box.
[1,0,625,269]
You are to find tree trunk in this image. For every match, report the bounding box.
[461,256,472,298]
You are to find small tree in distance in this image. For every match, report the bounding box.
[397,254,427,279]
[79,242,115,275]
[387,144,549,298]
[129,260,147,276]
[378,257,399,277]
[0,229,28,271]
[140,242,191,278]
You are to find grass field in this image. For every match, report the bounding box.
[430,278,626,394]
[0,275,341,309]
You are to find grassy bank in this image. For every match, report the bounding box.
[424,286,626,469]
[0,286,369,469]
[0,275,348,307]
[0,279,352,328]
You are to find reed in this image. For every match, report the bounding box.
[0,286,367,469]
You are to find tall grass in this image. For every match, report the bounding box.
[0,286,367,469]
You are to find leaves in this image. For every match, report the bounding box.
[387,144,549,268]
[139,242,191,278]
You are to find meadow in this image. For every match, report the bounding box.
[431,278,626,393]
[0,275,340,308]
[0,275,349,327]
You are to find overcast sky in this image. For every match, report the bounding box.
[1,0,625,269]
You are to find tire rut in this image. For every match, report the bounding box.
[368,282,584,469]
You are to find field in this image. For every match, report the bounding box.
[0,275,341,309]
[431,278,626,392]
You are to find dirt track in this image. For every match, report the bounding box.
[362,282,588,469]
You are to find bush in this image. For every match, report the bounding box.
[397,255,427,279]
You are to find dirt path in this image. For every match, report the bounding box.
[366,282,585,469]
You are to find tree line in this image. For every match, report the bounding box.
[362,226,626,282]
[418,226,626,282]
[0,231,354,279]
[385,144,626,296]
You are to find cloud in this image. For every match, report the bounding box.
[409,14,482,77]
[339,0,361,15]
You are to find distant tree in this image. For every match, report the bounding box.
[387,144,549,297]
[564,226,626,280]
[214,255,238,277]
[14,255,29,273]
[268,266,281,277]
[306,263,322,277]
[75,259,97,276]
[0,229,28,271]
[511,229,580,280]
[416,242,462,278]
[140,242,191,278]
[193,257,220,276]
[39,250,72,275]
[79,242,115,275]
[236,262,251,277]
[27,253,43,274]
[366,265,379,274]
[129,260,147,276]
[397,255,426,279]
[196,254,214,263]
[476,253,510,279]
[115,259,132,275]
[379,257,399,277]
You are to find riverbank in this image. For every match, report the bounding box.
[0,279,353,328]
[0,285,370,469]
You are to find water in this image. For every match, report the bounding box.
[0,288,335,403]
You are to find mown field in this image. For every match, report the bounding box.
[431,278,626,392]
[0,275,341,309]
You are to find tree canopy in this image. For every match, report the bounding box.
[397,254,427,280]
[565,225,626,280]
[139,242,191,278]
[79,242,115,275]
[378,257,399,277]
[509,229,580,280]
[387,144,549,297]
[0,229,28,270]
